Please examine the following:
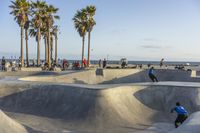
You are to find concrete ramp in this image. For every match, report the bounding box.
[134,85,200,113]
[0,82,200,132]
[169,111,200,133]
[0,110,28,133]
[0,84,158,132]
[19,69,200,84]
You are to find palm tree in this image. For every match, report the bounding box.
[24,18,30,67]
[52,25,58,65]
[37,20,48,62]
[50,29,54,63]
[10,0,31,67]
[73,9,87,67]
[44,5,59,67]
[85,6,96,67]
[31,0,47,66]
[42,27,48,63]
[29,24,40,66]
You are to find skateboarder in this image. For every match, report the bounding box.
[148,67,158,82]
[1,56,6,71]
[171,102,188,128]
[160,58,164,67]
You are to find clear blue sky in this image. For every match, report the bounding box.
[1,0,200,61]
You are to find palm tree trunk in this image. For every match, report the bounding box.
[81,36,85,67]
[55,34,58,65]
[47,28,51,67]
[37,28,41,66]
[50,35,53,64]
[44,36,48,62]
[25,29,29,67]
[87,31,91,67]
[21,26,24,67]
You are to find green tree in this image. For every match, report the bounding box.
[73,9,87,67]
[85,6,96,67]
[42,25,48,63]
[44,5,59,67]
[10,0,31,67]
[38,19,48,62]
[30,0,47,66]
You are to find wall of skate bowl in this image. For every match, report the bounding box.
[19,69,142,84]
[19,69,200,84]
[0,110,28,133]
[0,71,45,77]
[0,83,200,132]
[169,111,200,133]
[134,86,200,113]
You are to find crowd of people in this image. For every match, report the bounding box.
[0,56,92,71]
[98,58,107,68]
[1,56,19,71]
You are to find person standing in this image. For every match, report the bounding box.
[171,102,188,128]
[103,58,107,68]
[147,63,151,68]
[1,56,6,71]
[148,67,158,82]
[83,58,87,67]
[18,57,22,70]
[98,59,102,68]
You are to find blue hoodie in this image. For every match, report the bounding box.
[148,68,154,75]
[172,106,188,115]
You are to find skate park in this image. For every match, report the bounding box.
[1,0,200,132]
[1,68,200,133]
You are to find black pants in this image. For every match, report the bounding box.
[1,65,5,71]
[149,74,158,82]
[175,114,188,128]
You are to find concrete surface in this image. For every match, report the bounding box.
[19,69,200,84]
[0,82,199,133]
[169,111,200,133]
[0,69,200,132]
[0,110,28,133]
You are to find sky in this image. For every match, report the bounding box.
[1,0,200,61]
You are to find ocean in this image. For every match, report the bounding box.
[71,60,200,66]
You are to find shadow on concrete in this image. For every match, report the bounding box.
[0,85,98,121]
[120,123,152,130]
[134,86,200,114]
[101,69,200,84]
[28,70,86,77]
[73,78,87,84]
[25,126,45,133]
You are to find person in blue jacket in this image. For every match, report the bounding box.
[171,102,188,128]
[148,67,158,82]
